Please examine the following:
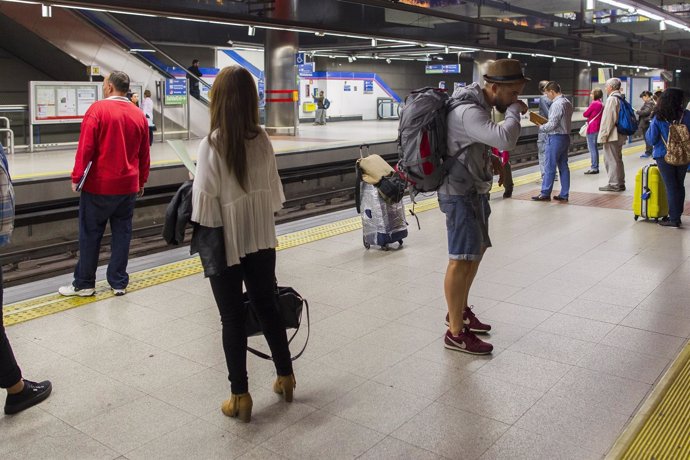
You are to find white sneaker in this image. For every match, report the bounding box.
[58,285,95,297]
[112,288,126,296]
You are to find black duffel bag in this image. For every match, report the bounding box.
[243,286,310,361]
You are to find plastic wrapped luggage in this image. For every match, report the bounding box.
[633,164,669,221]
[359,182,408,249]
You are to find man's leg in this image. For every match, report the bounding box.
[614,137,626,188]
[556,135,571,198]
[73,192,109,290]
[537,133,546,178]
[445,259,473,335]
[502,161,514,198]
[539,136,557,196]
[602,142,614,185]
[106,194,136,291]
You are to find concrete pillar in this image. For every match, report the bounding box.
[264,0,298,135]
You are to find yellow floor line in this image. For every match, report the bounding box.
[606,341,690,459]
[3,143,646,326]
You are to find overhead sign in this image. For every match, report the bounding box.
[298,63,314,77]
[295,52,305,66]
[165,78,187,105]
[425,64,461,74]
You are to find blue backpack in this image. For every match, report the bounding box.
[614,95,639,136]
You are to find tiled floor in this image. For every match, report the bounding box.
[3,153,690,459]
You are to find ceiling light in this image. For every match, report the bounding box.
[347,56,353,63]
[508,52,512,59]
[129,48,155,53]
[314,31,325,37]
[247,25,255,36]
[587,61,591,67]
[676,69,682,73]
[41,4,52,17]
[352,56,357,61]
[586,0,595,10]
[552,57,557,63]
[614,65,618,69]
[386,58,392,64]
[444,46,449,54]
[660,20,667,31]
[371,38,377,47]
[226,40,234,46]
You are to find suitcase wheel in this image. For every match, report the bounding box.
[363,236,370,250]
[634,215,639,221]
[398,240,404,247]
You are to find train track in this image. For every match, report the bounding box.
[0,133,602,287]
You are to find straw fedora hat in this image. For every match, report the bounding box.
[483,59,530,84]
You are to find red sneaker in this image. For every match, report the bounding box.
[444,307,492,334]
[444,329,493,355]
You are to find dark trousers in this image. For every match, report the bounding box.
[208,248,293,394]
[148,127,154,146]
[503,161,514,195]
[74,191,137,290]
[657,156,688,224]
[0,271,22,389]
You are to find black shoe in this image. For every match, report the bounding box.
[553,195,569,202]
[584,170,599,175]
[503,189,513,199]
[4,380,52,415]
[531,194,551,201]
[659,220,681,228]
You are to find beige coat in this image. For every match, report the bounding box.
[598,90,621,143]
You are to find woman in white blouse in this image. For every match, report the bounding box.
[192,66,294,423]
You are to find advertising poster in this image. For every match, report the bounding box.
[57,88,77,117]
[77,87,97,116]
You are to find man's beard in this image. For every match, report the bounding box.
[495,103,509,113]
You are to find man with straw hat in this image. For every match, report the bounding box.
[439,59,529,355]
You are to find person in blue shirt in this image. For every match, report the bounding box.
[0,144,53,414]
[645,88,690,228]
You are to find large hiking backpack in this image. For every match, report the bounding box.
[614,94,639,136]
[397,88,461,194]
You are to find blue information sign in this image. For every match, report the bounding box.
[165,78,187,105]
[425,64,461,75]
[295,52,305,65]
[363,80,374,94]
[298,63,314,77]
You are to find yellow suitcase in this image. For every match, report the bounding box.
[633,164,669,221]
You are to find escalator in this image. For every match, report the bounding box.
[0,2,211,138]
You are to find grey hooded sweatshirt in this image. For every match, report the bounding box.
[439,82,523,196]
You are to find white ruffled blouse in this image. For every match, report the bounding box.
[191,129,285,267]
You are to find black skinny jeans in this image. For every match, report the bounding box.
[0,270,22,389]
[209,248,292,394]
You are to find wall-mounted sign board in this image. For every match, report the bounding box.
[425,64,461,74]
[30,81,103,125]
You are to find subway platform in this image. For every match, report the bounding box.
[2,142,690,459]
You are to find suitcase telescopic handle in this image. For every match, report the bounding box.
[359,144,370,158]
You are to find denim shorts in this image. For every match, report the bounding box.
[438,193,491,261]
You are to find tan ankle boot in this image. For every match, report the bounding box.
[273,374,296,403]
[221,392,252,422]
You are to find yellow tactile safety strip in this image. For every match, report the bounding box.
[607,342,690,460]
[12,159,184,181]
[3,143,646,326]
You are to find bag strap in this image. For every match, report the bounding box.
[247,298,310,361]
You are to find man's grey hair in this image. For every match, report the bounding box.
[605,78,622,90]
[107,71,130,94]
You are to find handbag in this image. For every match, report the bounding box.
[662,120,690,166]
[579,107,603,137]
[244,286,310,361]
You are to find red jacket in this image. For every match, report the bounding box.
[72,97,150,195]
[583,100,604,135]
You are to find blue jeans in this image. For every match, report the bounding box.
[586,132,599,171]
[73,191,137,290]
[656,156,687,224]
[541,134,571,197]
[537,132,547,176]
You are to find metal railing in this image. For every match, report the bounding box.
[0,117,15,155]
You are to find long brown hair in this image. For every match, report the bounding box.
[208,66,260,191]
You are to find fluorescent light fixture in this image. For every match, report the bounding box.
[660,20,667,31]
[347,56,353,63]
[352,56,357,61]
[553,57,557,63]
[371,38,377,47]
[314,31,325,37]
[676,69,682,73]
[614,65,618,69]
[586,0,595,10]
[386,58,392,64]
[247,25,255,36]
[508,52,512,58]
[41,3,51,17]
[444,46,449,54]
[129,48,155,53]
[587,61,591,67]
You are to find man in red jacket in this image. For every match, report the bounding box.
[59,71,150,297]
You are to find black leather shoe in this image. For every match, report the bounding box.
[531,194,551,201]
[553,195,569,202]
[584,170,599,175]
[503,189,513,199]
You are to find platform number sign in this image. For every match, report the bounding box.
[295,52,305,66]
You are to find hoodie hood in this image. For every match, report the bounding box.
[451,82,488,110]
